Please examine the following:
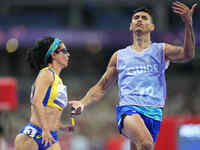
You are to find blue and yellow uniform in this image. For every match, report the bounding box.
[30,67,68,110]
[19,123,58,150]
[19,67,68,150]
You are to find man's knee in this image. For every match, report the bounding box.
[140,140,154,150]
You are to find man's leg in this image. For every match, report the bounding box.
[130,142,137,150]
[122,114,154,150]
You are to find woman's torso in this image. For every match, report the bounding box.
[30,105,62,131]
[30,67,68,130]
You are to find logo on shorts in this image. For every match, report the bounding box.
[36,135,42,139]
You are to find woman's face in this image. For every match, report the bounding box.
[53,42,70,68]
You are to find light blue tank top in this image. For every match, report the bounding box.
[117,43,169,108]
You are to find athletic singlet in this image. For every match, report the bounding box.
[30,67,68,110]
[117,43,169,108]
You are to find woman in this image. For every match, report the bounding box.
[15,37,73,150]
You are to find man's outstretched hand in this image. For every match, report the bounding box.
[172,1,197,25]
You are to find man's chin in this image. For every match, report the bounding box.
[135,28,143,32]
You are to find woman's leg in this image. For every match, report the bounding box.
[15,134,38,150]
[46,142,61,150]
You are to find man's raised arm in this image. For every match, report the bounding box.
[165,2,197,62]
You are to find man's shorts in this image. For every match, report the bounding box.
[19,122,58,150]
[116,105,161,142]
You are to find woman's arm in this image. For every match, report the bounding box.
[31,70,56,145]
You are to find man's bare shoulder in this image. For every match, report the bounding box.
[108,51,119,67]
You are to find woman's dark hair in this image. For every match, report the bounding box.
[26,37,55,72]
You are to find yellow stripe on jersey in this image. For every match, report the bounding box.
[41,67,68,110]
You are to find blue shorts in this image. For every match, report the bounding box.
[116,105,161,142]
[19,122,58,150]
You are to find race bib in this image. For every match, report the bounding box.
[56,84,68,108]
[23,126,37,138]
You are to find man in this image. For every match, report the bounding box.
[70,2,196,150]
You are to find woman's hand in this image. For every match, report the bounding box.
[69,100,85,115]
[60,124,75,133]
[42,128,56,146]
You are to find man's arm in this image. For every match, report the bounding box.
[165,2,197,62]
[80,52,118,106]
[69,51,118,113]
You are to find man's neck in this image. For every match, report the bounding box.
[132,33,151,52]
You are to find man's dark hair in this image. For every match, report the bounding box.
[132,7,154,23]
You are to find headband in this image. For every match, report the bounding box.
[44,38,61,65]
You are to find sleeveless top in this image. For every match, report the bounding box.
[117,43,169,108]
[30,67,68,110]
